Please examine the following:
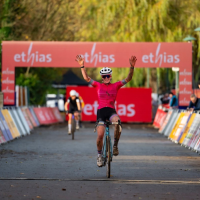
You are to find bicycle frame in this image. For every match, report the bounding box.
[103,124,113,160]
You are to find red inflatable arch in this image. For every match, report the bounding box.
[2,41,192,106]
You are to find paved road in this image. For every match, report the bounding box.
[0,123,200,200]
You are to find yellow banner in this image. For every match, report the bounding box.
[169,112,185,140]
[1,109,20,138]
[179,113,196,144]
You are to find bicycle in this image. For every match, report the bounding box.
[71,114,76,140]
[66,112,76,140]
[95,120,122,178]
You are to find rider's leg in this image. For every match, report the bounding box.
[96,124,105,167]
[74,111,79,129]
[79,110,82,127]
[68,113,72,133]
[96,125,105,154]
[110,114,121,156]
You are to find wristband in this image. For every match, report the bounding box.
[130,66,134,69]
[80,66,84,68]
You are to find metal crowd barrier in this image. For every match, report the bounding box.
[0,106,64,145]
[153,106,200,154]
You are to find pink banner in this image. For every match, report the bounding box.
[2,41,192,106]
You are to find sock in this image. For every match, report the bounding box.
[76,120,79,126]
[114,138,119,147]
[68,124,71,131]
[97,150,102,156]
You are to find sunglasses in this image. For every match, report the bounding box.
[102,75,111,79]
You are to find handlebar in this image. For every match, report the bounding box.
[94,120,122,132]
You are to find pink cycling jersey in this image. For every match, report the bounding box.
[90,79,126,109]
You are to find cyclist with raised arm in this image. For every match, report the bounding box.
[64,90,81,134]
[75,55,137,167]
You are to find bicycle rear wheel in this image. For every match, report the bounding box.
[71,116,76,140]
[106,136,111,178]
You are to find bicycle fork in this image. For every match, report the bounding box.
[103,126,113,164]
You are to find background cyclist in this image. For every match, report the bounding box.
[75,54,137,167]
[64,90,81,134]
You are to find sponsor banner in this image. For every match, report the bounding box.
[169,112,191,142]
[164,111,180,137]
[194,136,200,152]
[52,107,64,122]
[16,107,31,135]
[0,129,6,144]
[11,109,27,136]
[66,86,152,122]
[187,114,200,148]
[189,124,200,149]
[29,107,40,126]
[1,109,20,138]
[3,93,15,105]
[182,114,200,147]
[46,107,58,123]
[0,111,13,140]
[153,108,167,128]
[33,107,59,125]
[21,108,34,130]
[2,42,192,106]
[158,109,173,133]
[33,108,49,125]
[0,116,10,141]
[8,109,23,137]
[25,108,38,127]
[2,42,192,68]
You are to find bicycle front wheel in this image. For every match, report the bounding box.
[106,136,111,178]
[71,117,76,140]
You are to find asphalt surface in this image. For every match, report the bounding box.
[0,123,200,200]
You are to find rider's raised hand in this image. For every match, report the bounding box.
[129,56,137,68]
[75,55,84,67]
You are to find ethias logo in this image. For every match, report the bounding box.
[82,43,115,66]
[14,43,52,65]
[142,43,180,66]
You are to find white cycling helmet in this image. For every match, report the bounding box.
[76,92,79,97]
[70,90,76,96]
[100,67,112,75]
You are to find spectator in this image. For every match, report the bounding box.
[169,92,178,108]
[198,80,200,89]
[187,94,200,111]
[161,93,170,105]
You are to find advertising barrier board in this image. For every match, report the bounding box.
[153,108,167,128]
[1,109,20,138]
[182,114,200,147]
[158,109,173,134]
[164,111,180,137]
[66,86,152,122]
[179,113,196,144]
[0,129,6,144]
[169,112,191,142]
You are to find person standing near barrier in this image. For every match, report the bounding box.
[64,90,81,134]
[198,80,200,89]
[169,92,178,108]
[187,94,200,111]
[75,54,137,167]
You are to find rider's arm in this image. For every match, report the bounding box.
[76,100,81,111]
[81,68,91,82]
[75,55,91,82]
[125,56,137,83]
[64,101,69,111]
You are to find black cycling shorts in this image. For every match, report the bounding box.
[68,107,78,114]
[97,107,118,122]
